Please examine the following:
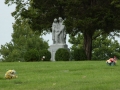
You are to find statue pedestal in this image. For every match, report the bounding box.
[48,44,69,61]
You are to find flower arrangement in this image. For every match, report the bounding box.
[41,56,45,61]
[5,70,18,79]
[106,56,117,66]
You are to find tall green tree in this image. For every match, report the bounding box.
[0,19,49,61]
[12,19,49,51]
[64,0,120,60]
[5,0,120,59]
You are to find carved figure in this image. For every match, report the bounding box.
[52,17,66,44]
[52,18,58,44]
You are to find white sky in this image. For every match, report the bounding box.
[0,1,15,47]
[0,1,72,48]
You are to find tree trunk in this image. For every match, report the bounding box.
[83,32,92,60]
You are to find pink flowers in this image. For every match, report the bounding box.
[106,56,117,66]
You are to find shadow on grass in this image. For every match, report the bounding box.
[0,77,6,80]
[14,81,23,85]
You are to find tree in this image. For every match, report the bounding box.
[92,34,120,60]
[64,0,120,60]
[0,42,14,61]
[69,32,120,60]
[0,19,49,61]
[5,0,120,60]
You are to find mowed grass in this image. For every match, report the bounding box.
[0,61,120,90]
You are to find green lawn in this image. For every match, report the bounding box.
[0,61,120,90]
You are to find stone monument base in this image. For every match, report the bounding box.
[48,44,69,61]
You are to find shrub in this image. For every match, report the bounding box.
[73,48,87,61]
[24,49,39,62]
[39,49,51,61]
[55,48,70,61]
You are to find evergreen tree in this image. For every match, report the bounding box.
[0,19,49,61]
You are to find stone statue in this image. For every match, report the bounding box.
[49,17,69,61]
[52,18,58,44]
[52,17,66,44]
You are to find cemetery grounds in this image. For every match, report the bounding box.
[0,61,120,90]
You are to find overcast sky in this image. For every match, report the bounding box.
[0,1,15,47]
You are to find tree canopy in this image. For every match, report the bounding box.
[69,32,120,60]
[0,18,49,61]
[5,0,120,60]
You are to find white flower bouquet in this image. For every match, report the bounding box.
[5,70,18,79]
